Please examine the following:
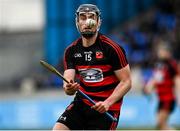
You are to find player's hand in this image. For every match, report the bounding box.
[91,101,110,113]
[64,80,80,95]
[142,87,151,95]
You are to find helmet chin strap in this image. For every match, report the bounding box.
[81,31,96,38]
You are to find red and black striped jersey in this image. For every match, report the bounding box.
[153,59,178,101]
[64,33,128,111]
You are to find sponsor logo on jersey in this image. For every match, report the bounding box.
[96,51,103,59]
[79,68,103,82]
[59,116,66,121]
[74,53,82,58]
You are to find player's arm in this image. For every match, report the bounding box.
[92,65,131,113]
[104,65,131,107]
[63,69,80,96]
[92,44,132,113]
[63,46,80,96]
[143,78,156,94]
[174,64,180,106]
[175,75,180,105]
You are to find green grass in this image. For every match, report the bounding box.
[117,127,180,130]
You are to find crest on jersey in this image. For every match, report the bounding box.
[96,51,103,59]
[79,68,103,82]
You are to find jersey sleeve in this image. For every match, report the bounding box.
[170,60,179,77]
[109,44,128,71]
[64,46,75,70]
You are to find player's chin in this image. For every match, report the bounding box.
[82,29,93,32]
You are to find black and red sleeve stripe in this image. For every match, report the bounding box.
[63,38,80,70]
[100,35,128,70]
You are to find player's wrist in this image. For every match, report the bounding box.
[104,99,114,108]
[65,89,76,96]
[63,86,75,96]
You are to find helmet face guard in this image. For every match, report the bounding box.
[75,4,101,38]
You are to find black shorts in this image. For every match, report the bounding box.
[158,100,176,113]
[56,99,120,130]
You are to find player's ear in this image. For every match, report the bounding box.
[99,18,102,26]
[75,17,80,30]
[75,17,79,23]
[97,18,101,31]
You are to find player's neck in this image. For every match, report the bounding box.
[82,33,98,47]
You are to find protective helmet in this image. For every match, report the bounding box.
[76,4,101,17]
